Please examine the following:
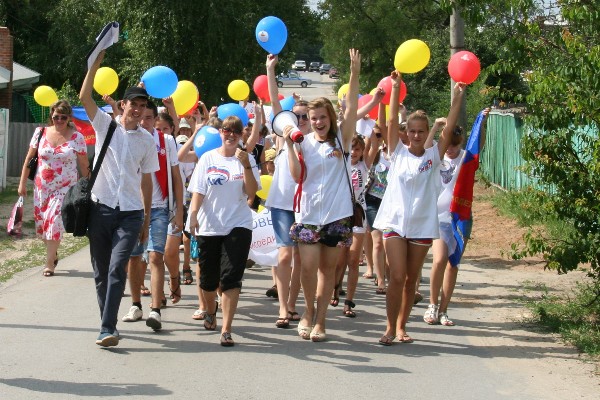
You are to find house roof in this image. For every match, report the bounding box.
[0,62,40,90]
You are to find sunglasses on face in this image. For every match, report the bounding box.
[52,115,68,121]
[222,127,242,136]
[295,113,309,121]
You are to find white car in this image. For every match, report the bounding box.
[292,60,306,71]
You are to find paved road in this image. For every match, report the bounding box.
[277,70,339,101]
[0,245,597,399]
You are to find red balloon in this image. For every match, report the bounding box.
[358,94,378,119]
[448,51,481,84]
[278,94,284,100]
[253,75,270,102]
[378,76,407,105]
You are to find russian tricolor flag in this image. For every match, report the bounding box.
[71,105,114,145]
[448,110,486,267]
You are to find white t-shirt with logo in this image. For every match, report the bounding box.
[374,142,442,238]
[295,131,353,226]
[188,149,260,236]
[265,146,297,211]
[437,149,465,223]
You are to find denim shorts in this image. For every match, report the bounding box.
[131,207,169,257]
[290,216,353,248]
[270,207,297,248]
[365,194,382,231]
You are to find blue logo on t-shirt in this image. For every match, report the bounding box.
[206,166,230,186]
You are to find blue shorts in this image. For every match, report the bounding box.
[131,207,169,257]
[270,207,296,248]
[365,194,382,231]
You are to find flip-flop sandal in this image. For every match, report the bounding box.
[375,287,386,295]
[169,275,181,304]
[343,300,356,318]
[42,268,55,277]
[140,286,151,296]
[362,273,374,279]
[398,334,414,343]
[220,332,234,347]
[192,309,207,320]
[275,317,290,329]
[287,311,301,321]
[182,268,193,285]
[378,334,394,346]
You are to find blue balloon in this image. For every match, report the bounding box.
[217,103,249,126]
[280,96,296,111]
[141,66,178,99]
[194,126,222,158]
[255,16,288,55]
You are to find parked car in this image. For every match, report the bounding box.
[276,71,313,88]
[319,63,331,75]
[309,61,320,72]
[328,67,339,79]
[292,60,306,71]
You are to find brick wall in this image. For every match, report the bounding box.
[0,27,13,109]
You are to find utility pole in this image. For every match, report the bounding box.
[450,4,467,127]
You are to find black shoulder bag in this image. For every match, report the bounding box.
[27,127,45,181]
[61,120,117,237]
[336,136,365,228]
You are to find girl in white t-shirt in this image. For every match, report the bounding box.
[333,134,370,318]
[188,116,259,347]
[425,109,489,327]
[374,71,466,346]
[265,54,311,329]
[285,49,362,342]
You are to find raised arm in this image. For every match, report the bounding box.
[341,49,361,149]
[102,95,121,117]
[245,102,261,153]
[79,50,105,122]
[425,117,446,149]
[357,88,384,119]
[386,71,402,153]
[266,55,282,115]
[177,128,199,163]
[438,83,467,159]
[162,97,179,133]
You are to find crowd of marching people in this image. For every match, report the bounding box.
[19,46,489,348]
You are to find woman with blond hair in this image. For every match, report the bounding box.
[285,49,362,342]
[374,71,466,345]
[18,99,89,277]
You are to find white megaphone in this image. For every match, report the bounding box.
[272,110,304,143]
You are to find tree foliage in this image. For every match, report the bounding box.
[1,0,320,106]
[494,0,600,281]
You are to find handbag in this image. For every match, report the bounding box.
[27,127,45,181]
[61,120,117,236]
[336,137,365,228]
[7,196,24,237]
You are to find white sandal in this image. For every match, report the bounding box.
[439,312,455,326]
[423,304,439,325]
[192,309,207,320]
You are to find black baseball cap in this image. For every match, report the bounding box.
[123,86,149,101]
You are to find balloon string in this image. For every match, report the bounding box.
[293,152,305,213]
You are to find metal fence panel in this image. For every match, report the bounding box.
[7,122,43,178]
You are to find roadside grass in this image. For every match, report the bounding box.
[0,183,89,282]
[486,184,600,356]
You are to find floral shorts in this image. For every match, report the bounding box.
[290,217,353,248]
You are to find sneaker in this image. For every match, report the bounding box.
[146,311,162,331]
[96,332,119,347]
[122,306,143,322]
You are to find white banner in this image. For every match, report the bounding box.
[248,208,278,266]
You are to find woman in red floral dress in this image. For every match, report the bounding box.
[18,100,89,276]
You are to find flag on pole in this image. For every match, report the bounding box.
[448,110,486,267]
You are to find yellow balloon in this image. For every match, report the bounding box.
[228,80,250,101]
[93,67,119,95]
[172,80,199,115]
[337,83,349,100]
[394,39,431,74]
[257,204,265,213]
[33,86,58,107]
[369,87,378,96]
[256,175,273,200]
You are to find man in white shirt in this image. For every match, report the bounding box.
[80,50,159,347]
[122,101,184,331]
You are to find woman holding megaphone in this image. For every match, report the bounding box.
[284,49,362,342]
